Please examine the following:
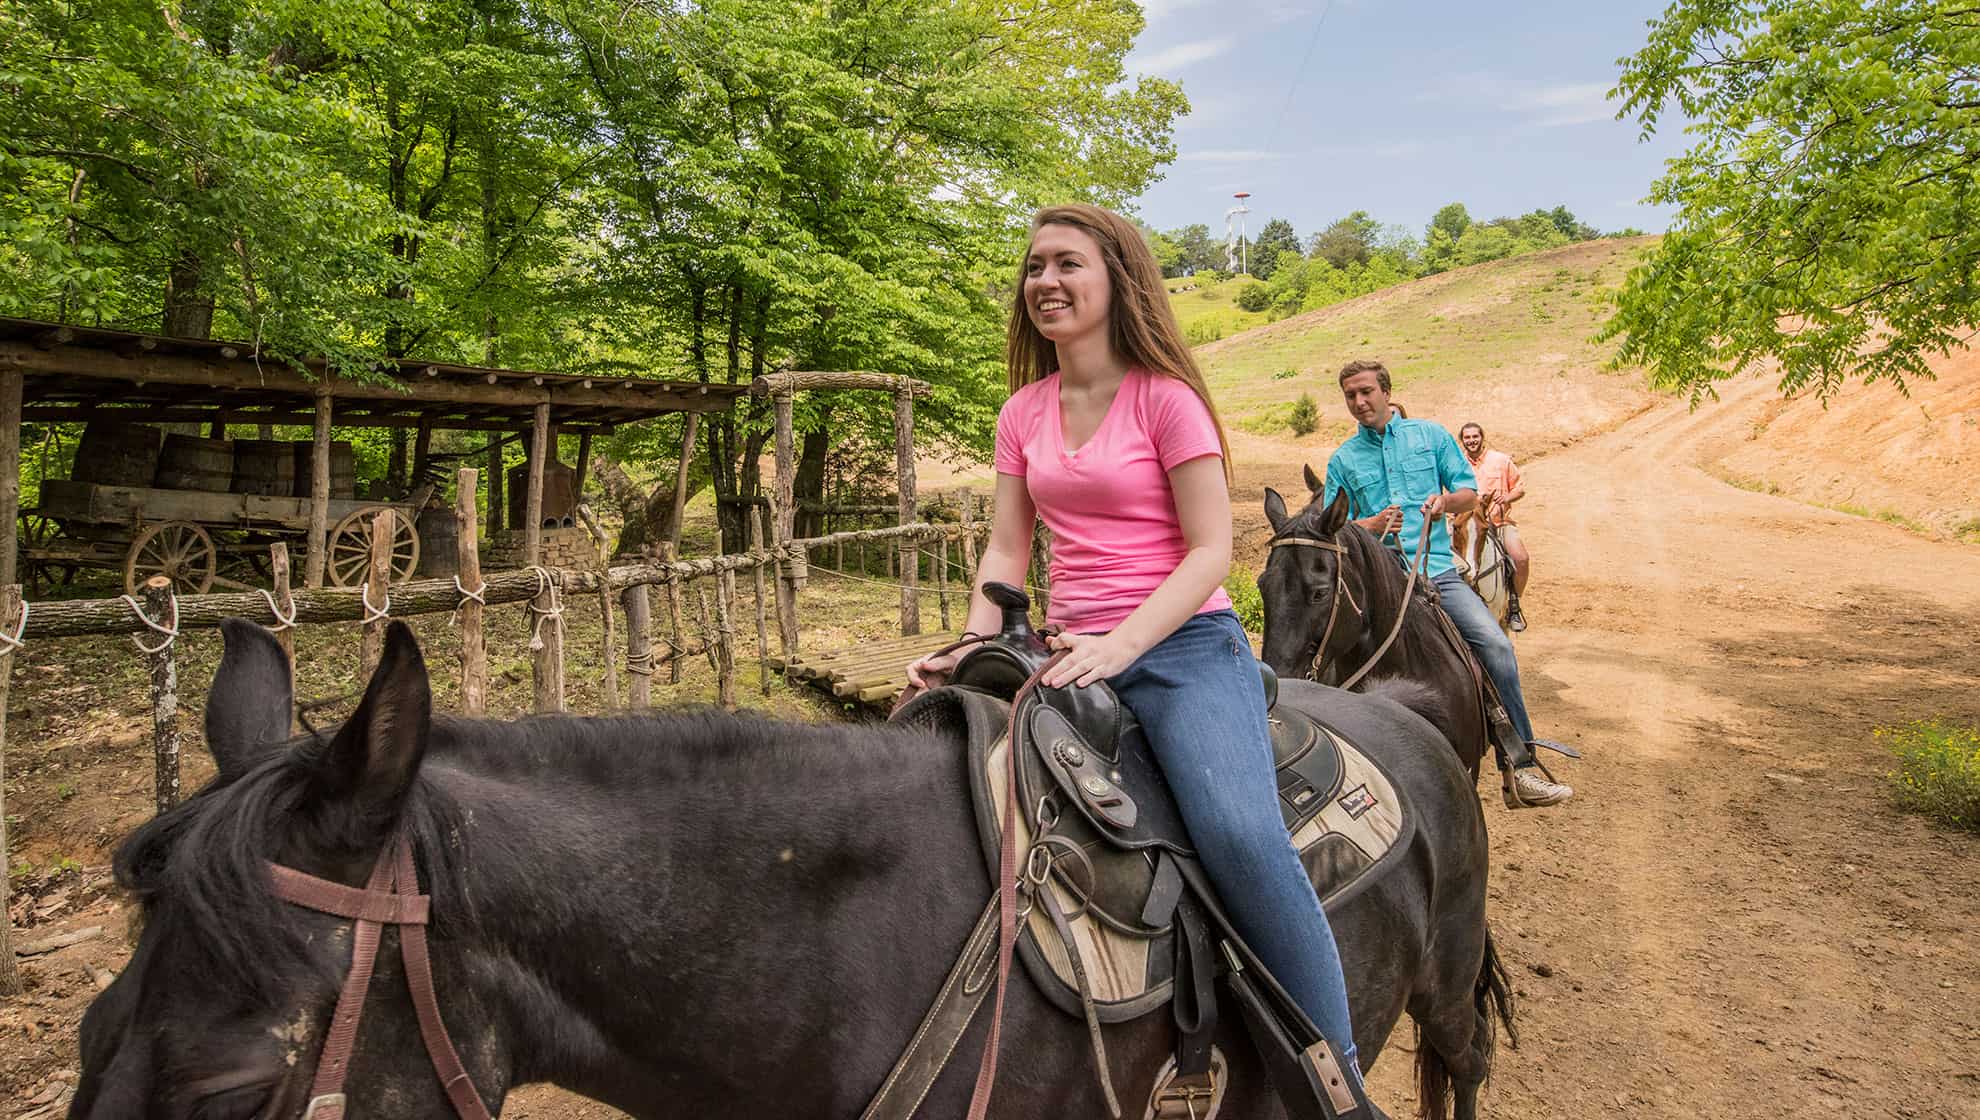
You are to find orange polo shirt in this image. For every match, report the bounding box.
[1466,449,1522,525]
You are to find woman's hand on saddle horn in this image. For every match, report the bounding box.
[1043,630,1144,689]
[906,649,962,689]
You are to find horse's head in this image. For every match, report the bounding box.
[73,620,497,1119]
[1259,468,1361,683]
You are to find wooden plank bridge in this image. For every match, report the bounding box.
[769,630,964,709]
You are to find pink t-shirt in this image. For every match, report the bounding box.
[994,369,1233,632]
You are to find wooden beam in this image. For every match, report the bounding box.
[305,386,331,588]
[749,371,933,399]
[456,468,486,715]
[525,403,549,565]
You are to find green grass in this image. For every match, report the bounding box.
[1835,503,1929,534]
[1881,720,1980,833]
[1954,517,1980,544]
[1167,276,1272,344]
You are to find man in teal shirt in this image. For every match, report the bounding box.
[1322,359,1572,807]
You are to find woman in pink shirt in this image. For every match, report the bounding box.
[909,204,1385,1118]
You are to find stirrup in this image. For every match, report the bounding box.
[1505,597,1527,633]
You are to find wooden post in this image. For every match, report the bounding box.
[770,392,800,666]
[622,583,652,709]
[486,436,505,534]
[715,566,737,709]
[305,385,332,587]
[456,468,487,716]
[0,585,24,994]
[531,572,564,713]
[361,508,392,675]
[143,576,181,813]
[586,507,618,710]
[574,431,592,504]
[269,543,295,703]
[936,534,951,631]
[959,489,979,584]
[749,519,770,696]
[660,542,686,685]
[895,388,919,636]
[0,369,21,589]
[410,423,433,494]
[525,402,549,563]
[669,413,700,554]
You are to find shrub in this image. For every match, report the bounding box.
[1288,392,1319,436]
[1882,720,1980,832]
[1224,566,1264,633]
[1273,367,1300,380]
[1235,282,1272,312]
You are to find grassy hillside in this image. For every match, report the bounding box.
[1166,275,1271,344]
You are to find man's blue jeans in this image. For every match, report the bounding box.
[1107,610,1359,1057]
[1431,569,1535,742]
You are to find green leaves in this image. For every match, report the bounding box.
[1606,0,1980,400]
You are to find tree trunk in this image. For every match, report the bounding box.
[795,421,830,540]
[161,249,214,338]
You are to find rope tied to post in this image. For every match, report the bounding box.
[361,583,392,625]
[0,599,28,656]
[525,565,564,651]
[624,650,655,677]
[121,591,180,655]
[256,589,297,632]
[451,576,488,627]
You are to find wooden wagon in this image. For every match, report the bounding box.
[28,476,429,595]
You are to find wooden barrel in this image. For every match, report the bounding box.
[73,422,163,487]
[416,505,460,579]
[230,440,296,496]
[154,435,234,492]
[291,442,357,499]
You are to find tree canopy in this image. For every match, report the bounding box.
[1604,0,1980,400]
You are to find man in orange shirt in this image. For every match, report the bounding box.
[1456,422,1529,632]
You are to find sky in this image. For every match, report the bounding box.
[1125,0,1692,243]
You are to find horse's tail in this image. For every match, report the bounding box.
[1412,925,1518,1120]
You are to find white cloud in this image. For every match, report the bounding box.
[1178,149,1287,163]
[1135,37,1236,73]
[1140,0,1216,24]
[1416,75,1620,128]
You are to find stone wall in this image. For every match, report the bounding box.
[485,526,599,570]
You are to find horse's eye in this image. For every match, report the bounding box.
[194,1085,270,1120]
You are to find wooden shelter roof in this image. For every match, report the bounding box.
[0,317,745,434]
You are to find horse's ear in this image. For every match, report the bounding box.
[1303,463,1324,495]
[1320,487,1353,535]
[205,620,294,781]
[1264,487,1290,533]
[310,621,430,822]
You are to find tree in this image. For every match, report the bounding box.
[1605,0,1980,400]
[1288,392,1318,436]
[1427,202,1471,245]
[1165,223,1220,274]
[1309,210,1382,269]
[1246,218,1301,279]
[1236,281,1272,312]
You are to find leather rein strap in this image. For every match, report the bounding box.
[1270,516,1434,690]
[266,834,494,1120]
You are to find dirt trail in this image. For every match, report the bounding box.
[1335,377,1980,1117]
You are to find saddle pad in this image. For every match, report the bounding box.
[894,687,1415,1026]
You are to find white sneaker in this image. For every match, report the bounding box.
[1504,766,1573,808]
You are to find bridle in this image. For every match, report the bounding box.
[265,831,493,1120]
[1268,516,1434,691]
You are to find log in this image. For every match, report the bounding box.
[12,925,102,958]
[580,506,617,709]
[525,402,549,564]
[269,543,295,702]
[0,586,21,993]
[622,584,652,709]
[455,468,487,715]
[661,542,685,686]
[142,577,181,813]
[895,388,919,636]
[361,508,392,675]
[748,371,933,398]
[748,518,770,696]
[305,386,332,587]
[530,567,564,713]
[714,567,737,709]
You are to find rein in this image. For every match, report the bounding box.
[1270,516,1434,690]
[265,833,493,1120]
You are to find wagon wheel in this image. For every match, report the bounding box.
[124,521,217,597]
[328,507,420,588]
[17,510,65,593]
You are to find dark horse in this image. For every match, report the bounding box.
[74,619,1510,1119]
[1259,476,1497,782]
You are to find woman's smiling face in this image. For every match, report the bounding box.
[1024,222,1113,345]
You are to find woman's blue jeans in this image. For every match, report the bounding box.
[1106,610,1358,1058]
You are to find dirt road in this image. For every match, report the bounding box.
[1325,377,1980,1118]
[8,376,1978,1117]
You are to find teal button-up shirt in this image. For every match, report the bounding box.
[1321,409,1477,577]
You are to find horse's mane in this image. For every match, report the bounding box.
[112,708,932,1001]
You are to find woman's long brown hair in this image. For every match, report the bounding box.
[1006,203,1233,478]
